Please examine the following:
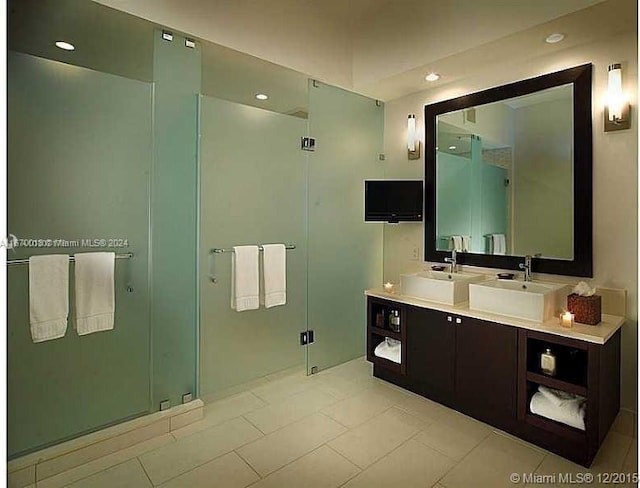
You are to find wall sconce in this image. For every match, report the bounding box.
[605,63,631,132]
[407,114,420,159]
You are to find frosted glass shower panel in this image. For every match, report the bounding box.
[199,96,307,396]
[7,52,152,457]
[306,81,384,373]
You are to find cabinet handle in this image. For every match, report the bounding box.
[447,316,452,322]
[455,317,462,324]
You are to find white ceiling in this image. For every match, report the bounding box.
[92,0,626,102]
[12,0,637,103]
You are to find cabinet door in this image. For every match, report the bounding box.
[406,307,455,402]
[455,316,518,426]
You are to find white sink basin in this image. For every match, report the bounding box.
[400,270,485,305]
[469,279,568,322]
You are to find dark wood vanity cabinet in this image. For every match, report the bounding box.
[372,298,517,428]
[367,295,621,467]
[455,315,518,430]
[406,307,455,403]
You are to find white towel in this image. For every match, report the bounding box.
[231,246,260,311]
[451,235,463,251]
[461,235,471,252]
[262,244,286,308]
[74,252,115,335]
[29,254,69,343]
[374,338,401,364]
[530,389,586,431]
[492,234,506,255]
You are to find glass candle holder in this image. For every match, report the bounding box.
[560,311,574,328]
[383,282,394,293]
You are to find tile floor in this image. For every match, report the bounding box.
[30,357,638,488]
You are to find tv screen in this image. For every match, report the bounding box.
[365,180,423,222]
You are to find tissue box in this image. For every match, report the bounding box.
[567,294,601,325]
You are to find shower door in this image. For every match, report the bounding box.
[305,81,384,373]
[198,96,308,398]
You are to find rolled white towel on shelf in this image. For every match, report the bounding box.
[530,387,586,431]
[374,337,401,364]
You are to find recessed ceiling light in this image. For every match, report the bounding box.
[425,73,440,82]
[55,41,75,51]
[255,93,268,100]
[448,145,456,150]
[545,33,565,44]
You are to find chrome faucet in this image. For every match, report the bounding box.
[444,249,457,274]
[519,254,541,282]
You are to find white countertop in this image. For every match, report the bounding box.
[365,289,625,345]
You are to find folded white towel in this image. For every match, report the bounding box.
[538,385,581,407]
[492,234,506,255]
[530,390,586,431]
[262,244,286,308]
[29,255,69,343]
[451,236,463,251]
[374,338,401,364]
[231,246,260,311]
[75,252,115,335]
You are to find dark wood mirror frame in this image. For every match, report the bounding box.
[424,64,593,277]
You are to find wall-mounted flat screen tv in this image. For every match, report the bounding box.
[364,180,423,223]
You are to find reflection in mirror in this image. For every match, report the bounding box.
[425,64,592,277]
[436,84,574,260]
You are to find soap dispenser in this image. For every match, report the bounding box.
[389,310,401,333]
[540,348,557,377]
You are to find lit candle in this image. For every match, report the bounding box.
[384,282,394,293]
[561,311,574,328]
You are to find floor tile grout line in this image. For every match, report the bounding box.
[232,449,263,484]
[35,439,173,488]
[136,456,154,487]
[241,413,269,436]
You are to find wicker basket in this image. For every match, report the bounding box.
[567,293,601,325]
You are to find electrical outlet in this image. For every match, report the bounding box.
[159,400,171,411]
[182,393,193,404]
[411,246,420,261]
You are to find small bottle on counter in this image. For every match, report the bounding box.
[540,348,557,376]
[389,310,401,333]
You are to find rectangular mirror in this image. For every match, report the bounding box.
[425,64,593,277]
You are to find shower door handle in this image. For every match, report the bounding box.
[208,250,218,284]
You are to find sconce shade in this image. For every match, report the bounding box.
[607,64,623,121]
[605,63,630,131]
[407,114,420,159]
[407,114,416,151]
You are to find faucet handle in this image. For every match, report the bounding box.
[518,263,526,270]
[444,257,453,263]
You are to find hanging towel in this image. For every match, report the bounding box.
[29,254,69,343]
[262,244,286,308]
[75,252,115,335]
[492,234,506,255]
[461,235,471,252]
[231,246,260,311]
[451,235,463,252]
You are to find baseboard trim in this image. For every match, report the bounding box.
[8,399,203,486]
